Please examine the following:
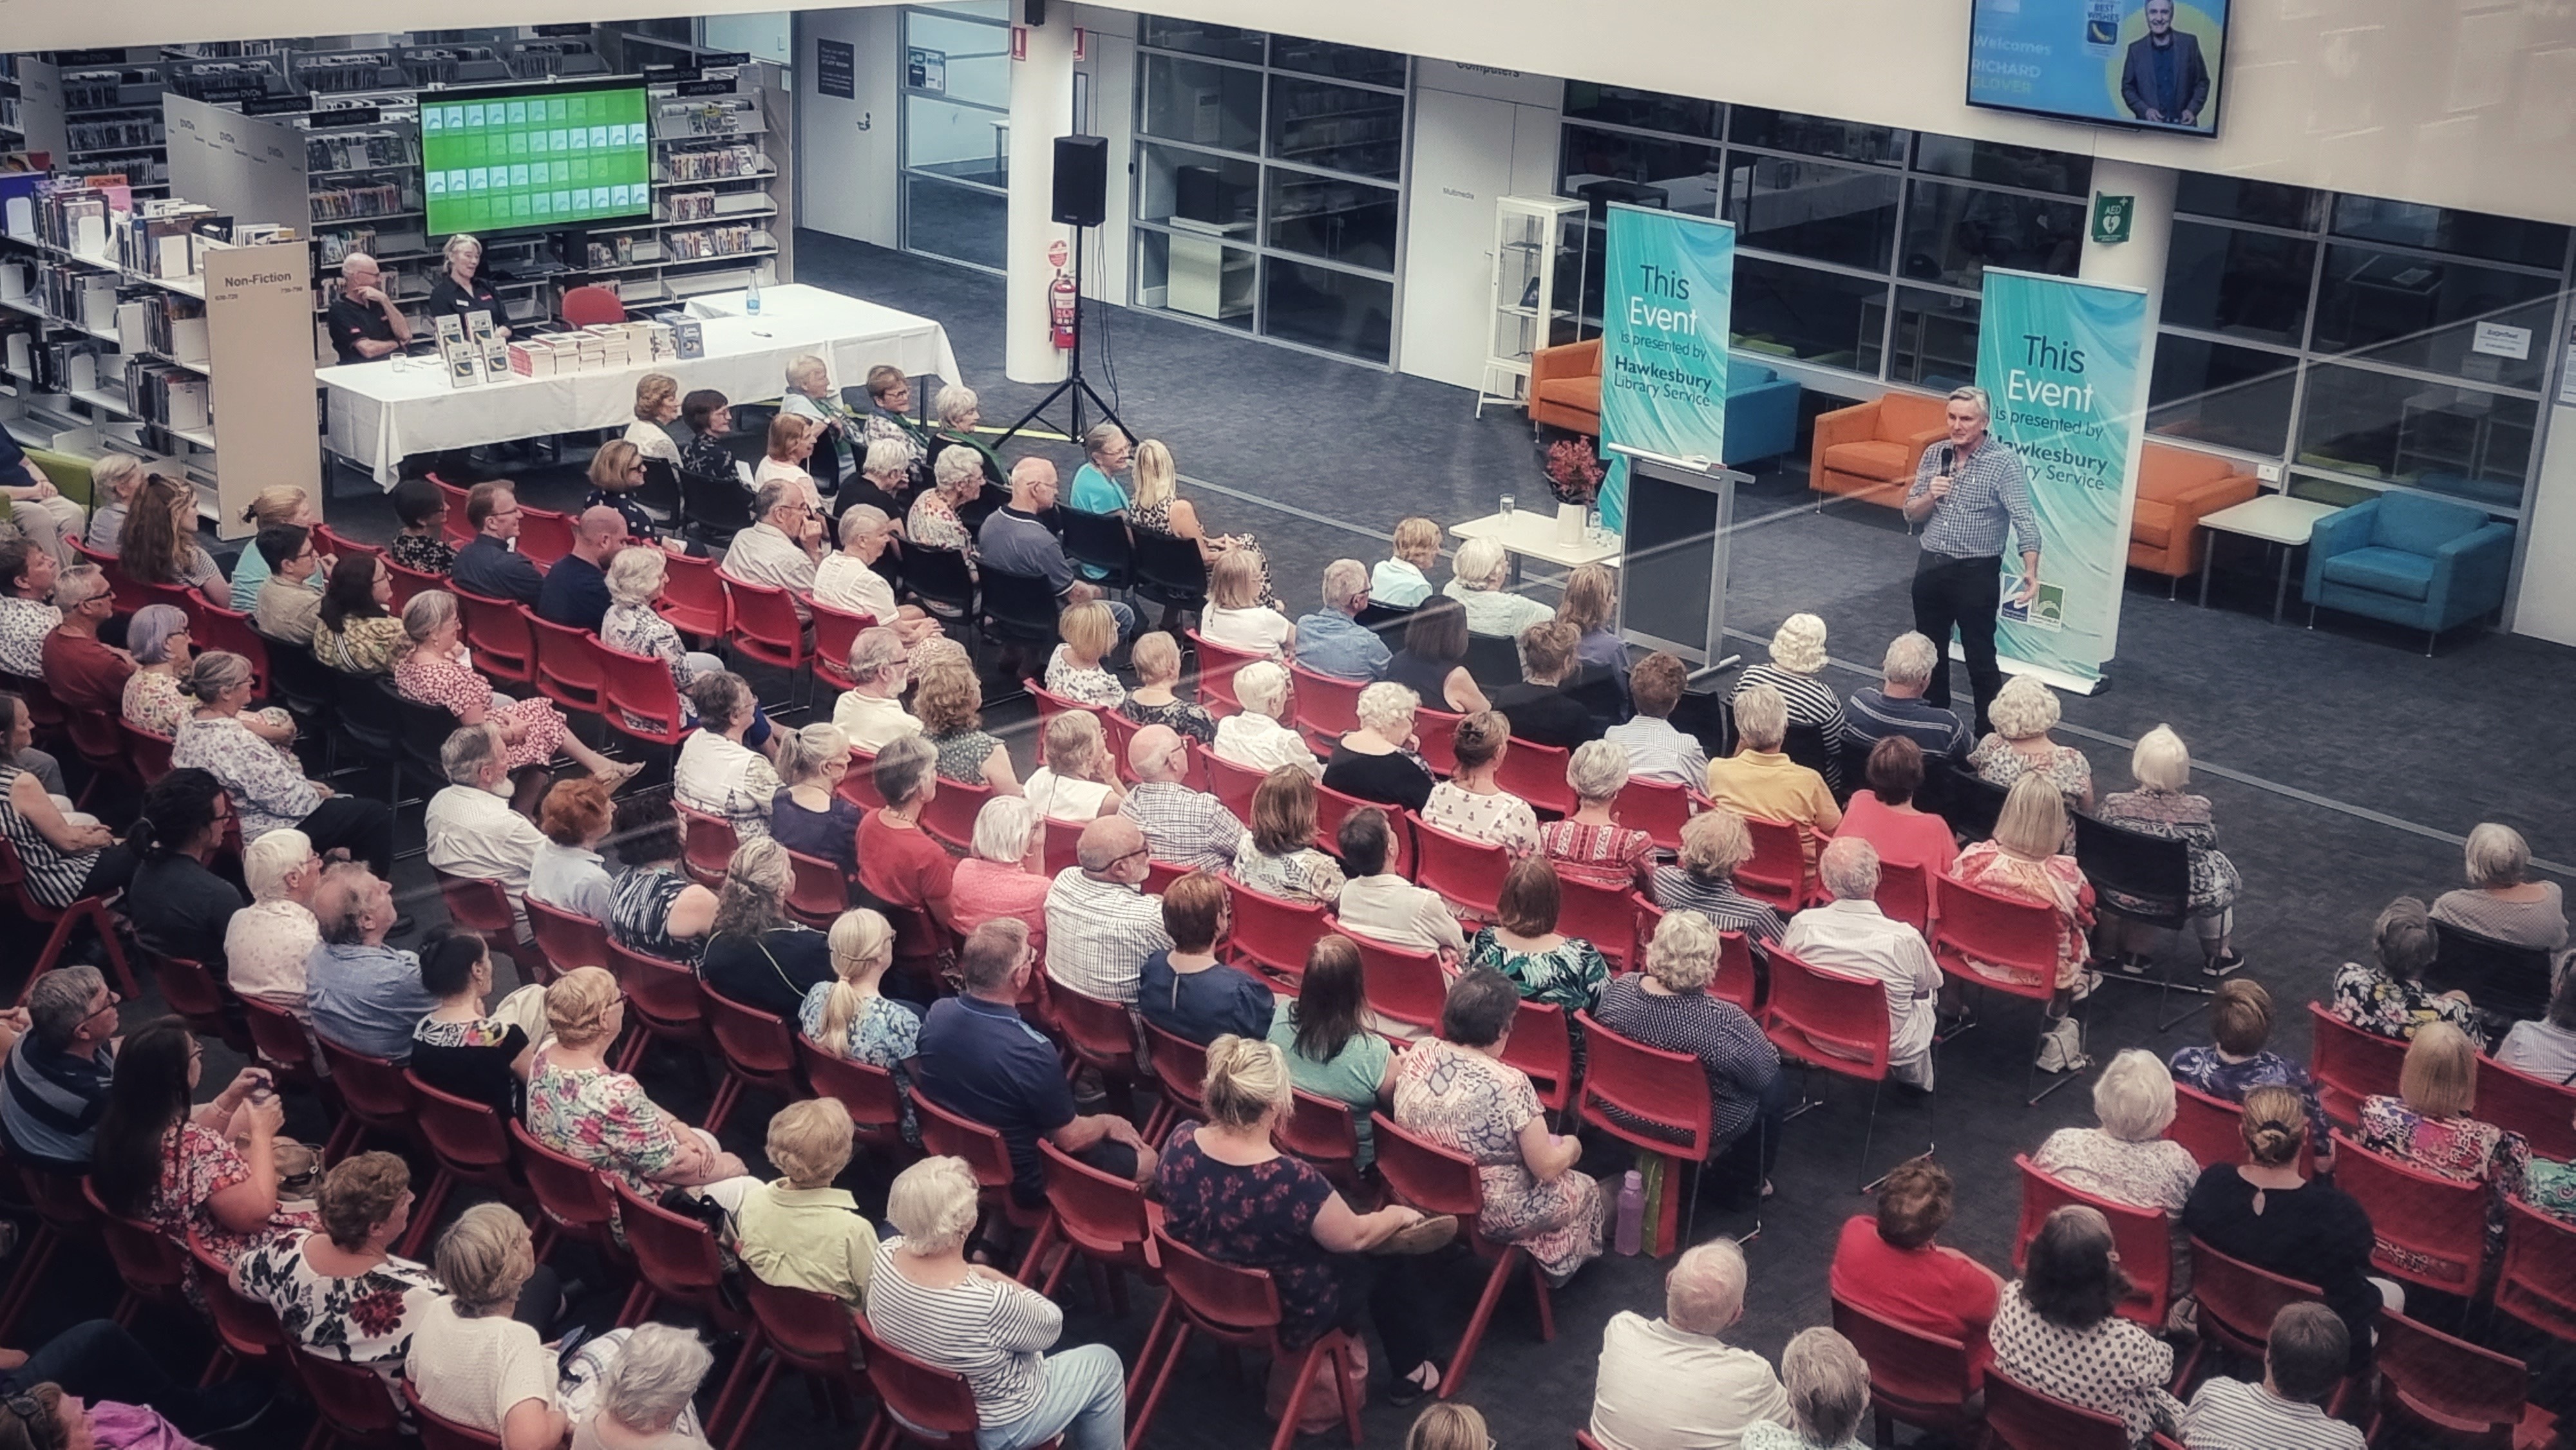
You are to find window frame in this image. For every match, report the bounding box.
[896,4,1016,275]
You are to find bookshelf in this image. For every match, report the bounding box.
[17,54,173,196]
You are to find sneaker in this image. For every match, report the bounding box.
[2070,969,2103,1003]
[2202,951,2245,978]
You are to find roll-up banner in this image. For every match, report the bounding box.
[1596,204,1734,535]
[1974,267,2150,690]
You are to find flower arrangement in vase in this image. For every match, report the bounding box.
[1544,437,1605,507]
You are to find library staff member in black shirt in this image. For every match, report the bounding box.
[426,232,509,339]
[325,253,413,365]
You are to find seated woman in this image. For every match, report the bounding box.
[526,966,751,1194]
[1128,438,1279,608]
[676,672,784,839]
[2097,724,2242,975]
[1441,536,1553,639]
[1201,549,1296,661]
[92,1019,317,1282]
[397,590,636,783]
[1989,1206,2182,1448]
[2331,896,2479,1042]
[1828,1156,2002,1386]
[1466,857,1609,1013]
[1731,614,1851,795]
[607,794,719,966]
[948,795,1050,957]
[2356,1022,2531,1269]
[1233,766,1346,906]
[625,371,685,466]
[1213,661,1318,777]
[928,383,1006,498]
[388,476,457,576]
[1554,565,1628,717]
[2032,1050,2201,1216]
[845,435,920,525]
[1138,872,1274,1045]
[232,1151,443,1403]
[411,930,540,1118]
[528,777,618,924]
[601,545,732,729]
[2181,1086,2386,1373]
[311,554,406,676]
[2432,821,2568,952]
[2168,979,2331,1160]
[1025,710,1125,824]
[755,413,826,513]
[1119,631,1217,746]
[1832,737,1957,876]
[908,446,985,560]
[2499,970,2576,1082]
[409,1205,571,1450]
[768,722,862,877]
[1323,682,1435,816]
[1595,910,1786,1205]
[677,389,737,496]
[1704,683,1839,863]
[802,909,923,1142]
[782,353,861,488]
[1332,807,1466,959]
[0,691,131,910]
[735,1100,880,1308]
[1371,516,1441,609]
[173,653,393,873]
[1537,740,1655,892]
[915,657,1021,794]
[118,473,227,607]
[1393,969,1604,1285]
[1045,600,1124,707]
[865,1156,1128,1450]
[1269,936,1396,1169]
[81,451,145,558]
[1070,422,1131,515]
[1967,675,2093,833]
[1951,775,2094,1011]
[574,1323,715,1450]
[700,837,835,1020]
[858,737,963,975]
[1653,807,1788,946]
[1160,1035,1452,1404]
[584,440,662,541]
[1741,1329,1873,1450]
[1386,597,1490,715]
[1421,710,1539,855]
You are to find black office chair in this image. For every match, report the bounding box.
[257,628,337,727]
[679,466,755,549]
[636,457,683,527]
[2428,921,2554,1024]
[1132,529,1208,625]
[333,672,408,807]
[1782,721,1841,798]
[395,690,461,803]
[957,481,1010,538]
[1934,765,2009,845]
[898,546,976,625]
[978,569,1061,681]
[1353,601,1416,633]
[927,433,1007,493]
[1839,739,1880,800]
[2072,811,2202,1027]
[1463,632,1522,690]
[1058,509,1133,592]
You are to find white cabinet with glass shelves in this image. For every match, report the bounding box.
[1478,195,1588,417]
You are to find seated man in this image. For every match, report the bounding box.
[721,478,827,623]
[1590,1239,1790,1450]
[533,505,625,632]
[830,625,922,751]
[450,482,543,606]
[732,1099,880,1307]
[915,919,1157,1213]
[423,723,547,913]
[1845,632,1971,765]
[2180,1303,2362,1450]
[1118,724,1245,872]
[1043,816,1173,1005]
[1294,559,1390,681]
[1779,838,1938,1089]
[1604,652,1709,787]
[37,565,131,714]
[251,525,325,645]
[1705,682,1839,859]
[976,458,1137,637]
[0,966,120,1172]
[1492,620,1602,751]
[306,863,437,1062]
[1827,1156,2001,1385]
[813,505,943,649]
[1331,806,1464,959]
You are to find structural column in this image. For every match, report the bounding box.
[1005,0,1075,386]
[2078,157,2179,410]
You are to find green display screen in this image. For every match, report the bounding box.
[421,84,651,237]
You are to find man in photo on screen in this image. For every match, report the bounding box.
[2121,0,2211,127]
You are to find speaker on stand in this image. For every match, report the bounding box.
[999,135,1128,451]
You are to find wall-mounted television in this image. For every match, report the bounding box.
[1967,0,2231,137]
[421,78,651,238]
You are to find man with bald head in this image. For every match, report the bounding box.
[1117,723,1245,873]
[1043,815,1172,1004]
[1590,1238,1790,1450]
[978,457,1137,637]
[535,504,629,632]
[325,254,414,365]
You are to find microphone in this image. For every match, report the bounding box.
[1937,444,1956,475]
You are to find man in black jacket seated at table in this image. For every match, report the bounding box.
[1492,620,1603,752]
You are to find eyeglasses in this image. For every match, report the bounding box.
[1,1392,38,1425]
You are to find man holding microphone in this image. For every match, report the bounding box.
[1904,386,2041,737]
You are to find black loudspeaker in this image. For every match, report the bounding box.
[1051,135,1108,228]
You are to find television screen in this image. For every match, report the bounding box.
[420,80,652,237]
[1967,0,2231,137]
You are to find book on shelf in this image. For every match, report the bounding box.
[126,357,209,430]
[661,144,764,182]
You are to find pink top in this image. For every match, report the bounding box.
[948,856,1054,959]
[1836,792,1959,874]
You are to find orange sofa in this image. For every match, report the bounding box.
[1809,391,1948,507]
[2128,442,2261,586]
[1529,339,1601,435]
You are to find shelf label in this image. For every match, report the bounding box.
[243,95,314,117]
[307,107,384,129]
[677,79,737,97]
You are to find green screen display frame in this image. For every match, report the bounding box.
[420,79,653,238]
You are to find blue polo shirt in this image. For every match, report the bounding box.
[307,941,437,1062]
[915,993,1074,1205]
[1294,610,1391,681]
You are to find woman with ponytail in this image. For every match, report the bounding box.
[799,907,924,1140]
[2181,1084,2389,1370]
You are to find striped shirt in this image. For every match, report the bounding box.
[1908,437,2041,561]
[0,765,99,909]
[1844,687,1971,764]
[1734,664,1851,793]
[1604,717,1709,787]
[1653,869,1786,945]
[2181,1377,2363,1450]
[0,1037,115,1169]
[863,1239,1062,1426]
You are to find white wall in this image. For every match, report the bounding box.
[1397,61,1562,391]
[797,6,901,247]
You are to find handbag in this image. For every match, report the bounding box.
[2034,1015,2090,1075]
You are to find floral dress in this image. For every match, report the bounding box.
[1949,840,2093,990]
[907,491,975,556]
[1120,695,1216,746]
[396,648,572,770]
[1130,498,1279,609]
[1421,783,1540,857]
[1465,929,1610,1014]
[2096,787,2240,919]
[388,532,455,576]
[312,615,406,675]
[155,1122,321,1294]
[234,1232,444,1398]
[525,1049,683,1196]
[1155,1123,1344,1346]
[125,670,295,760]
[2356,1094,2530,1281]
[1537,818,1656,892]
[1390,1037,1603,1279]
[2329,961,2482,1043]
[1044,646,1122,707]
[1967,737,2092,847]
[1231,840,1345,906]
[799,983,925,1143]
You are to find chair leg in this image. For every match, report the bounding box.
[13,910,85,1006]
[1439,1247,1524,1398]
[1125,1322,1193,1450]
[709,1328,772,1450]
[1266,1345,1327,1450]
[82,900,140,999]
[704,1077,743,1135]
[1126,1297,1178,1409]
[1013,1213,1058,1288]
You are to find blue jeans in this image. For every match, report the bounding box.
[976,1344,1124,1450]
[1101,600,1139,640]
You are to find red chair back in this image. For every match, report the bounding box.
[191,1234,290,1367]
[524,898,607,979]
[69,537,146,614]
[1556,875,1643,969]
[797,1035,908,1151]
[743,1276,862,1375]
[2012,1154,2172,1326]
[84,1178,189,1312]
[526,612,604,715]
[2477,1055,2576,1162]
[1185,630,1265,715]
[1201,749,1266,822]
[2370,1309,2541,1449]
[385,556,443,611]
[913,1091,1018,1201]
[433,869,519,956]
[657,551,728,637]
[597,641,689,746]
[510,1120,619,1250]
[1927,872,2061,1003]
[1736,814,1810,910]
[812,599,873,690]
[1350,932,1446,1032]
[1039,813,1084,879]
[311,523,381,565]
[561,285,627,327]
[1982,1368,2132,1450]
[610,1177,735,1323]
[1499,998,1573,1112]
[1714,928,1761,1013]
[406,1072,519,1183]
[1615,777,1695,854]
[515,506,573,569]
[2496,1196,2576,1344]
[1152,1223,1287,1339]
[1829,1295,1974,1429]
[1226,880,1329,986]
[292,1346,406,1444]
[1763,945,1891,1083]
[605,940,712,1048]
[921,773,996,854]
[721,569,810,672]
[854,1313,983,1438]
[2307,1003,2406,1127]
[783,846,849,928]
[676,802,737,885]
[1039,1137,1153,1263]
[1575,1011,1714,1158]
[433,477,476,546]
[147,954,230,1040]
[2331,1130,2492,1294]
[1142,1019,1211,1124]
[191,599,270,697]
[2188,1236,2327,1365]
[1414,704,1463,776]
[703,979,803,1084]
[1025,676,1104,732]
[1875,856,1934,934]
[1493,736,1575,817]
[1289,663,1364,755]
[1314,782,1408,874]
[404,1380,505,1450]
[127,722,175,785]
[239,994,319,1087]
[315,1035,420,1135]
[2166,1081,2313,1177]
[452,587,534,685]
[838,745,887,811]
[1279,1087,1361,1179]
[1048,982,1141,1079]
[1412,815,1510,920]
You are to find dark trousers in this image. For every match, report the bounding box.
[0,1319,246,1432]
[1707,1069,1794,1207]
[297,795,396,880]
[1910,550,2004,735]
[1341,1256,1435,1377]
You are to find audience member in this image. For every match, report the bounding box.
[232,1151,442,1403]
[1989,1205,2183,1447]
[312,553,406,675]
[1705,683,1839,862]
[832,625,922,751]
[91,1018,315,1277]
[607,793,719,966]
[1113,722,1242,871]
[527,506,620,632]
[1045,600,1124,706]
[227,485,321,612]
[1069,422,1131,514]
[2331,896,2476,1041]
[843,436,913,520]
[1118,630,1217,744]
[1733,614,1851,794]
[1468,857,1609,1012]
[2356,1022,2530,1265]
[172,652,394,875]
[411,932,539,1118]
[1127,438,1280,611]
[1831,737,1956,874]
[1325,681,1435,814]
[526,967,750,1194]
[124,767,247,977]
[450,483,544,605]
[2098,724,2243,974]
[1843,631,1970,765]
[1741,1328,1871,1450]
[754,413,826,512]
[1137,872,1274,1045]
[622,373,684,468]
[948,795,1051,956]
[118,475,227,606]
[130,605,285,748]
[1951,775,2094,1008]
[1394,968,1604,1283]
[0,444,90,571]
[1027,710,1125,824]
[722,478,827,621]
[1372,516,1441,609]
[909,445,984,556]
[676,671,782,840]
[2181,1086,2384,1373]
[1046,816,1173,1004]
[768,722,862,877]
[1595,911,1786,1205]
[1386,596,1488,714]
[701,837,835,1019]
[1211,661,1316,777]
[1654,808,1787,946]
[2168,979,2330,1154]
[1556,564,1628,712]
[734,1100,880,1306]
[401,590,634,780]
[0,1317,267,1441]
[1231,766,1345,905]
[1589,1239,1789,1450]
[2034,1050,2201,1216]
[601,546,726,726]
[800,909,923,1142]
[1493,621,1600,750]
[1202,549,1296,661]
[527,777,618,923]
[866,1154,1128,1450]
[857,735,960,972]
[1332,806,1465,958]
[1444,536,1554,637]
[225,828,323,1017]
[1298,559,1392,679]
[408,1205,570,1450]
[916,657,1021,793]
[0,692,129,914]
[1780,839,1939,1089]
[0,966,120,1171]
[574,1324,714,1450]
[388,476,457,576]
[2498,969,2576,1080]
[1828,1156,2000,1385]
[41,565,133,711]
[2179,1303,2363,1450]
[79,453,144,561]
[676,388,736,498]
[2432,821,2568,951]
[0,538,64,681]
[781,354,858,485]
[307,864,435,1060]
[1423,710,1539,854]
[1968,675,2093,828]
[1539,740,1656,891]
[1605,651,1708,787]
[980,458,1136,633]
[585,439,662,541]
[1268,935,1395,1170]
[247,527,325,645]
[422,723,549,910]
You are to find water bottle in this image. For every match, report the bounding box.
[1615,1169,1645,1256]
[745,268,762,317]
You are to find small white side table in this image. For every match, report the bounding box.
[2196,494,2340,624]
[1449,509,1623,575]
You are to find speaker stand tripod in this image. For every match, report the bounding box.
[999,226,1129,451]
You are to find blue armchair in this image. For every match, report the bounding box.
[2302,492,2514,652]
[1724,360,1801,468]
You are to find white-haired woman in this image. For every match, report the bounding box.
[1323,681,1433,814]
[1211,659,1317,777]
[1653,807,1787,945]
[1968,674,2092,833]
[397,590,636,781]
[425,231,506,337]
[603,545,720,705]
[782,352,860,486]
[909,446,984,558]
[1743,1327,1872,1450]
[802,909,923,1142]
[2097,724,2242,975]
[124,603,296,758]
[2431,822,2567,953]
[574,1322,714,1449]
[1538,739,1656,892]
[78,451,145,560]
[948,795,1051,957]
[410,1205,569,1450]
[1119,630,1216,745]
[1732,612,1851,794]
[929,382,1005,496]
[1023,710,1124,824]
[1952,775,2096,1008]
[866,1156,1128,1450]
[1128,438,1279,608]
[1442,536,1555,639]
[1594,910,1787,1205]
[844,436,915,521]
[2033,1049,2201,1216]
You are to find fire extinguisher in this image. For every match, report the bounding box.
[1050,270,1077,350]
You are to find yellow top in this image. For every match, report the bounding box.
[1704,749,1842,862]
[732,1180,880,1306]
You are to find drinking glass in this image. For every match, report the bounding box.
[1498,493,1516,520]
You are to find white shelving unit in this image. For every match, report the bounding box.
[1477,195,1589,417]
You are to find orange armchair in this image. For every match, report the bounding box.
[1530,339,1602,435]
[2128,442,2260,587]
[1810,391,1949,507]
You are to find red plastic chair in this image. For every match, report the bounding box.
[699,977,804,1133]
[1289,662,1364,755]
[1034,1136,1163,1305]
[1349,930,1448,1033]
[315,1034,423,1162]
[526,612,605,716]
[2331,1129,2493,1295]
[2011,1154,2172,1328]
[1875,856,1935,934]
[82,1177,190,1326]
[2368,1309,2556,1450]
[0,836,138,1004]
[1830,1295,1978,1447]
[597,641,691,750]
[721,569,812,693]
[1500,997,1573,1115]
[524,898,608,981]
[1184,630,1265,717]
[854,1313,1019,1450]
[433,868,522,961]
[1736,813,1812,910]
[610,1176,744,1330]
[561,285,626,326]
[1279,1086,1363,1189]
[1414,703,1464,777]
[2477,1055,2576,1162]
[68,536,146,614]
[1929,871,2078,1105]
[1046,981,1144,1088]
[310,523,380,565]
[127,720,176,785]
[432,476,476,547]
[1576,1010,1717,1241]
[1615,776,1696,854]
[147,952,240,1049]
[920,773,995,854]
[1765,945,1908,1188]
[1140,1021,1211,1143]
[1314,780,1409,874]
[658,550,729,639]
[812,598,874,691]
[515,505,574,568]
[1412,814,1510,920]
[2164,1080,2312,1176]
[1037,813,1086,879]
[1493,736,1575,817]
[1200,749,1267,823]
[838,745,887,811]
[676,802,739,885]
[1226,879,1330,987]
[709,1277,870,1450]
[1132,1225,1363,1450]
[384,556,444,612]
[1981,1367,2132,1450]
[1371,1111,1554,1398]
[1025,675,1106,733]
[797,1035,909,1154]
[1557,875,1645,970]
[239,993,321,1092]
[509,1120,623,1265]
[2175,1237,2333,1392]
[2307,1003,2406,1127]
[913,1090,1056,1281]
[2496,1196,2576,1345]
[404,1071,531,1248]
[290,1344,409,1449]
[784,845,851,928]
[1714,928,1761,1013]
[403,1380,504,1450]
[605,939,716,1071]
[191,598,272,698]
[452,587,535,686]
[191,1232,290,1378]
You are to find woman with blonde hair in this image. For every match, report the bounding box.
[768,720,863,877]
[1951,774,2095,1009]
[1595,909,1786,1203]
[1200,547,1296,661]
[1372,515,1443,608]
[121,473,229,607]
[396,590,635,780]
[1968,674,2093,827]
[225,482,320,611]
[79,450,146,559]
[526,967,750,1194]
[408,1204,569,1450]
[1555,563,1628,710]
[1128,437,1280,608]
[916,659,1020,794]
[1024,709,1124,824]
[1406,1404,1490,1450]
[2356,1022,2532,1266]
[625,371,684,464]
[2098,724,2242,975]
[1731,612,1851,793]
[583,437,661,540]
[1117,630,1216,744]
[755,412,824,511]
[2432,821,2568,952]
[1045,600,1123,706]
[801,907,924,1142]
[1420,710,1538,854]
[1232,766,1346,905]
[699,836,834,1019]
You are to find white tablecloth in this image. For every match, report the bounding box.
[318,284,962,485]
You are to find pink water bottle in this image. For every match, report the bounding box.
[1615,1169,1645,1256]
